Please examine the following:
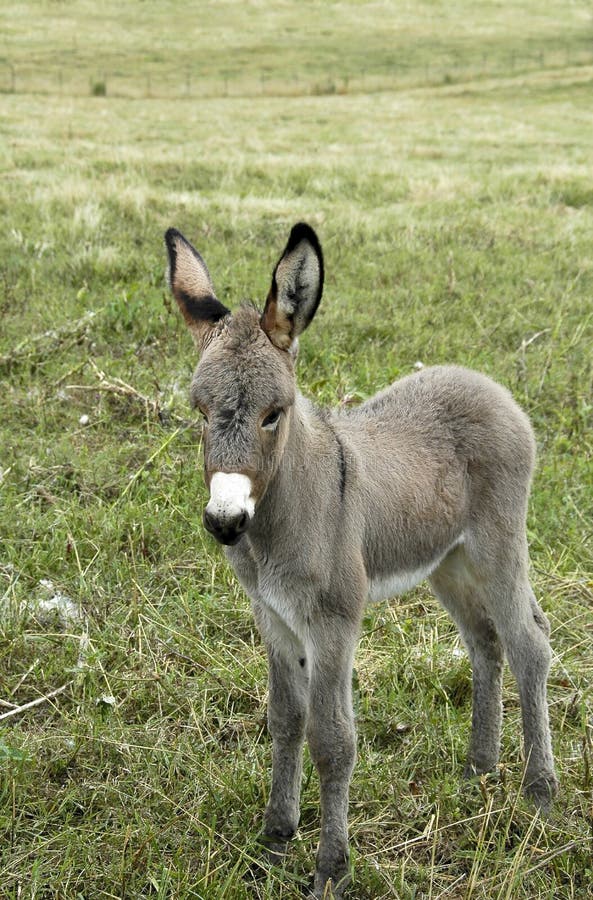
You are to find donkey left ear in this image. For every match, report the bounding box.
[261,223,324,351]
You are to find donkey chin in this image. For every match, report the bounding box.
[202,472,255,545]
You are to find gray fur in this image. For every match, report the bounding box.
[165,224,557,899]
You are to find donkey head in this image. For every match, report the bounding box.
[165,223,324,545]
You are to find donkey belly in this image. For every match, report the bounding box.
[367,535,463,602]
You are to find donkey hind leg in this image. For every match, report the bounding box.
[441,541,557,809]
[430,547,504,778]
[494,582,557,809]
[307,629,358,900]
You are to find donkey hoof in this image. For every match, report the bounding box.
[259,826,297,864]
[262,821,297,842]
[261,839,289,863]
[463,759,497,780]
[525,772,558,812]
[309,879,346,899]
[312,867,351,899]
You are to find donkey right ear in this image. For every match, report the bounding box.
[165,228,229,350]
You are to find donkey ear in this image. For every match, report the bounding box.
[165,228,229,350]
[261,223,324,351]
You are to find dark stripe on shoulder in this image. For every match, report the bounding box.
[335,432,347,501]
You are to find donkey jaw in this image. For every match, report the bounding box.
[204,472,256,545]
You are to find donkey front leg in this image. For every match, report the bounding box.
[262,642,309,849]
[307,628,358,899]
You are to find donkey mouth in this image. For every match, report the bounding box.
[214,529,245,546]
[203,508,250,546]
[220,535,243,546]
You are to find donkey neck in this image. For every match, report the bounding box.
[247,393,338,552]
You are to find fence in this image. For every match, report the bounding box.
[1,43,592,101]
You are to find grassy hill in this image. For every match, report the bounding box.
[1,2,592,897]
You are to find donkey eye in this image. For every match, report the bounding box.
[262,409,282,429]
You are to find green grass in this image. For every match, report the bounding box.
[1,1,592,897]
[1,0,592,97]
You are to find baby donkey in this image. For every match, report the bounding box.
[164,223,557,898]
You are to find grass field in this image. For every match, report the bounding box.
[1,2,592,897]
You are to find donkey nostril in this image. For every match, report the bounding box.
[236,511,248,532]
[203,509,218,534]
